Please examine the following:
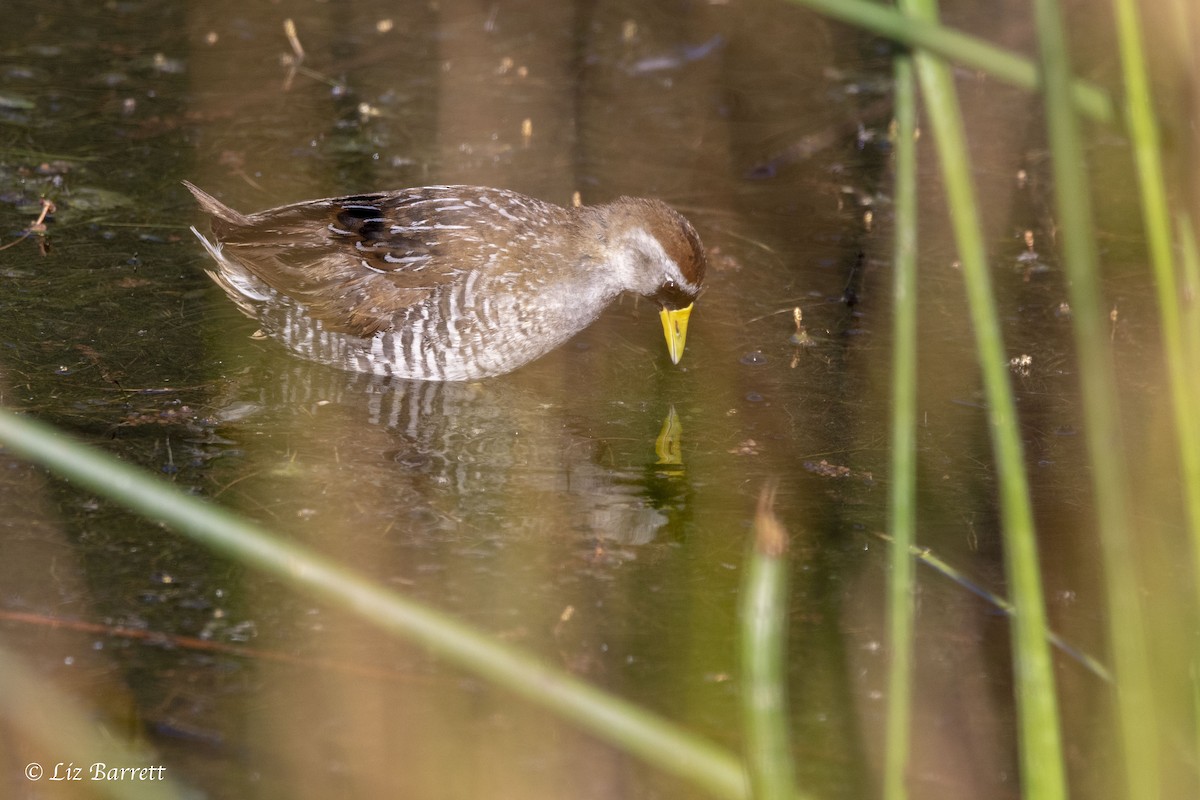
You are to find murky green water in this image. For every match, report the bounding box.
[0,1,1172,798]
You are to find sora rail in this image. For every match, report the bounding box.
[184,182,706,382]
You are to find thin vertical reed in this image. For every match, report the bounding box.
[1113,0,1200,783]
[739,486,799,800]
[1032,0,1159,794]
[1179,212,1200,774]
[883,50,920,800]
[896,0,1067,795]
[1180,216,1200,362]
[1112,0,1200,600]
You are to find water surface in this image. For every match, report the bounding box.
[0,1,1152,798]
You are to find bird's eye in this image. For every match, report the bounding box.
[665,280,679,292]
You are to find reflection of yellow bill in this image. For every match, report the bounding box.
[655,405,683,466]
[659,303,693,365]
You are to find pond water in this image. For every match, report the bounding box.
[0,1,1173,798]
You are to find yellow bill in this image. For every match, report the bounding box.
[659,303,693,365]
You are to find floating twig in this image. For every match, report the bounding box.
[281,18,305,90]
[0,198,55,253]
[278,19,346,92]
[284,18,305,60]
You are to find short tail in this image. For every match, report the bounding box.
[182,181,253,227]
[187,224,272,319]
[183,184,270,320]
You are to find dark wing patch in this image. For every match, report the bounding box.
[213,193,482,337]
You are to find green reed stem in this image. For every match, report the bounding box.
[1113,21,1200,782]
[883,50,919,800]
[1180,216,1200,367]
[1180,219,1200,491]
[740,487,799,800]
[896,0,1067,796]
[1114,0,1200,786]
[781,0,1113,124]
[1114,0,1200,577]
[0,410,749,800]
[1033,0,1159,795]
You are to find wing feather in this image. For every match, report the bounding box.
[206,189,539,337]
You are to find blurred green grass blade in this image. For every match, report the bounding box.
[1179,215,1200,394]
[1032,0,1160,794]
[1113,0,1200,782]
[740,487,801,800]
[1113,0,1200,612]
[895,0,1068,796]
[0,410,749,800]
[883,50,920,800]
[0,642,189,800]
[781,0,1114,123]
[1113,0,1200,553]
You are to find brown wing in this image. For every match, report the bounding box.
[210,189,524,338]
